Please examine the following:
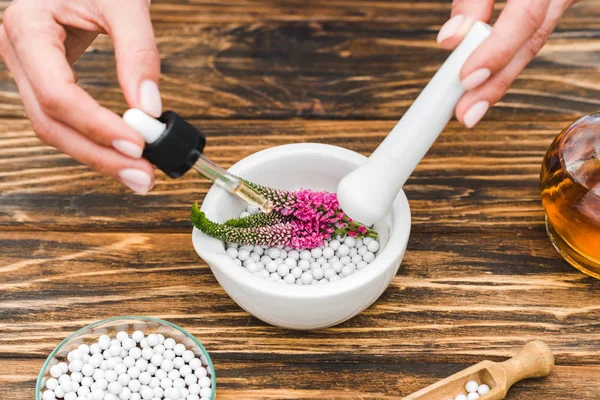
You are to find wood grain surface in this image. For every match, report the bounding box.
[1,1,600,399]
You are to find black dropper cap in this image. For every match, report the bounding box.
[142,111,207,178]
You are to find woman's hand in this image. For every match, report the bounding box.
[437,0,577,128]
[0,0,161,194]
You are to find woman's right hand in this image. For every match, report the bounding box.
[0,0,161,194]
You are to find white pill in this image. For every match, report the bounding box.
[161,359,173,372]
[312,268,324,280]
[198,376,211,388]
[266,261,278,273]
[351,255,363,265]
[299,250,312,260]
[200,387,212,398]
[279,249,288,259]
[324,268,337,279]
[233,259,242,266]
[245,263,258,273]
[98,335,111,350]
[467,393,480,400]
[367,241,380,252]
[164,338,176,350]
[237,249,250,261]
[42,390,56,400]
[465,380,479,393]
[363,252,375,263]
[50,365,63,378]
[344,236,357,247]
[132,331,145,343]
[349,247,358,257]
[288,267,302,279]
[128,379,141,392]
[340,256,351,265]
[120,388,132,399]
[194,367,207,378]
[140,386,154,399]
[322,247,335,259]
[357,261,368,270]
[252,245,264,256]
[105,369,118,382]
[268,248,281,259]
[250,252,261,262]
[310,248,322,258]
[358,246,368,255]
[301,271,313,284]
[91,389,105,400]
[455,395,467,400]
[332,262,343,273]
[329,240,341,250]
[284,257,297,268]
[108,381,123,395]
[173,357,185,369]
[477,384,490,395]
[298,260,310,271]
[118,373,131,387]
[337,245,350,256]
[277,264,290,277]
[341,264,356,277]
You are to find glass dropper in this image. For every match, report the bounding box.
[122,108,273,213]
[193,155,274,213]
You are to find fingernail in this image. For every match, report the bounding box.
[437,15,465,43]
[139,80,162,118]
[461,68,491,91]
[112,140,143,159]
[119,169,153,195]
[463,100,489,128]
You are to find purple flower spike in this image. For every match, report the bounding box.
[191,180,378,249]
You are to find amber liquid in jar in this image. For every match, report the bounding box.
[541,114,600,278]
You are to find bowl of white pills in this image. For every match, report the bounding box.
[193,143,411,330]
[36,316,215,400]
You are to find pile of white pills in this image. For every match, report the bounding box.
[448,380,490,400]
[41,331,213,400]
[226,206,381,285]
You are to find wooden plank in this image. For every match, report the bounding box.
[5,358,600,399]
[0,15,599,120]
[1,231,599,360]
[0,119,570,231]
[0,0,596,27]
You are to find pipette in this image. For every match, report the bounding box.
[123,108,273,213]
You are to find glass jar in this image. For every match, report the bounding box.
[541,113,600,278]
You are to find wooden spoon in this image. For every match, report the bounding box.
[404,341,554,400]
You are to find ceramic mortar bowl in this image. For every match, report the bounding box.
[192,143,411,330]
[36,316,216,400]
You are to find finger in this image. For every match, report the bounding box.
[437,0,495,49]
[460,0,551,90]
[0,27,155,193]
[100,0,162,117]
[455,0,566,128]
[2,11,148,159]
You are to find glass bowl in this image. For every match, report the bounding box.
[36,316,216,400]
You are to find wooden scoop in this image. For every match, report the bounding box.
[404,341,554,400]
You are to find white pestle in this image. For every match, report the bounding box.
[337,22,492,226]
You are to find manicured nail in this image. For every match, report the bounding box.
[112,140,143,159]
[461,68,491,91]
[463,100,489,128]
[437,15,465,43]
[118,169,153,195]
[139,79,162,118]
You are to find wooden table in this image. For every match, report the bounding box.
[2,1,600,398]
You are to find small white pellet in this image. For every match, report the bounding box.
[467,393,480,400]
[477,384,490,395]
[465,381,479,393]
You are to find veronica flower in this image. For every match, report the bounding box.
[191,180,378,249]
